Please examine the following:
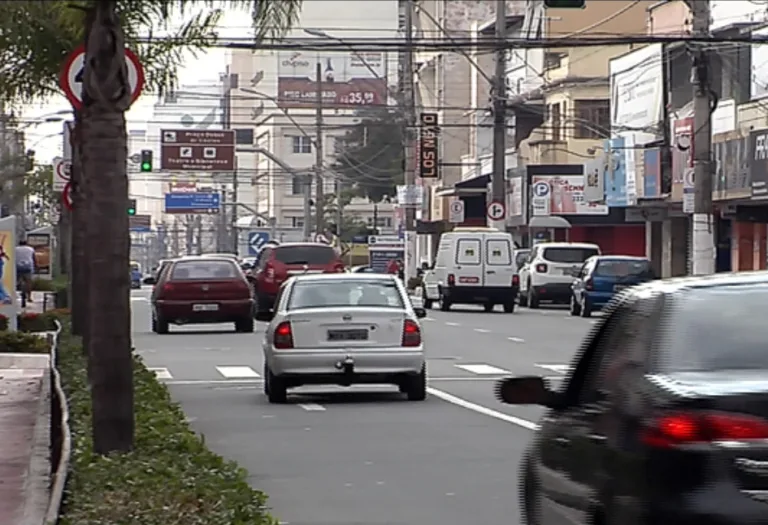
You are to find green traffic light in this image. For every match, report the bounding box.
[128,209,136,215]
[141,162,151,171]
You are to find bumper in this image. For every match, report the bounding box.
[156,299,253,322]
[649,490,768,525]
[532,283,572,300]
[268,347,425,378]
[442,285,518,304]
[584,290,614,307]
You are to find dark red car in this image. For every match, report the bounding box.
[150,256,254,334]
[252,243,344,315]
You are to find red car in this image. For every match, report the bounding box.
[150,256,254,334]
[252,243,344,316]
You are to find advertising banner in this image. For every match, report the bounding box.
[750,129,768,198]
[583,158,603,203]
[0,217,16,329]
[671,117,694,204]
[418,113,439,178]
[643,148,662,198]
[610,44,663,137]
[276,51,387,109]
[367,236,404,273]
[603,137,627,206]
[530,175,609,215]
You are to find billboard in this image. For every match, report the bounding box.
[610,44,663,137]
[276,51,387,109]
[530,175,609,216]
[164,192,220,214]
[418,113,439,178]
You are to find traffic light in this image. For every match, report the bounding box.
[140,149,152,172]
[544,0,585,7]
[128,198,136,216]
[25,150,35,172]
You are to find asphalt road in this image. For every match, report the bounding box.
[130,288,597,525]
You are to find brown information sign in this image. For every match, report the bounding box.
[418,113,439,178]
[160,129,235,172]
[129,214,152,231]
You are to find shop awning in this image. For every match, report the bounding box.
[529,216,571,229]
[434,174,490,197]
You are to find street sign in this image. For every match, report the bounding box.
[531,181,551,217]
[59,45,144,110]
[448,199,464,223]
[486,200,506,221]
[248,232,271,255]
[62,183,73,211]
[683,168,695,214]
[164,192,220,214]
[53,157,71,191]
[160,129,235,171]
[533,181,550,198]
[129,214,152,232]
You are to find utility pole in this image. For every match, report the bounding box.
[231,167,239,254]
[315,61,324,237]
[491,0,507,218]
[336,181,343,237]
[403,0,417,281]
[690,0,715,275]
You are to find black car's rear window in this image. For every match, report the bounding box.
[171,260,238,280]
[594,259,652,277]
[542,247,598,263]
[274,246,335,265]
[663,285,768,372]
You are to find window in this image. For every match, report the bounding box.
[171,260,238,280]
[574,100,609,139]
[290,217,304,228]
[542,247,599,263]
[367,216,392,228]
[291,135,312,154]
[455,239,481,265]
[594,259,653,278]
[273,245,336,265]
[549,103,561,141]
[663,285,768,372]
[486,239,512,266]
[291,175,304,195]
[287,279,404,309]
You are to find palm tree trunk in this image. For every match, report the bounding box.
[81,0,134,454]
[69,120,89,340]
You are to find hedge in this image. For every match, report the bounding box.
[0,310,70,333]
[56,323,277,525]
[0,331,50,353]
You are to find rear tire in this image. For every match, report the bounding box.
[266,366,287,404]
[154,314,169,334]
[503,301,515,313]
[528,286,540,309]
[439,290,451,311]
[422,289,433,309]
[235,317,255,333]
[581,298,592,318]
[484,303,494,313]
[405,364,427,401]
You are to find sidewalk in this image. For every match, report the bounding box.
[18,291,51,315]
[0,353,51,525]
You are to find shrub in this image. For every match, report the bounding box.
[18,312,61,333]
[0,314,7,331]
[0,331,50,353]
[31,277,56,291]
[56,321,276,525]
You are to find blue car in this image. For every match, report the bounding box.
[130,269,142,289]
[569,255,655,317]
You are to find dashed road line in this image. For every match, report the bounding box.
[473,328,490,333]
[535,364,570,374]
[427,387,539,430]
[216,366,260,378]
[445,322,461,326]
[454,364,510,375]
[298,403,326,411]
[148,367,172,379]
[507,337,525,343]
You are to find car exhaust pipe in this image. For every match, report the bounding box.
[337,356,355,385]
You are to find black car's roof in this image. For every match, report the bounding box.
[628,270,768,297]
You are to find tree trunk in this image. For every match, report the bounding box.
[81,0,134,454]
[69,117,88,338]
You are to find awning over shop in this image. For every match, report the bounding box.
[529,216,571,229]
[434,174,490,198]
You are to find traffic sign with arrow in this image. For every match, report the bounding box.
[248,231,271,255]
[59,45,145,110]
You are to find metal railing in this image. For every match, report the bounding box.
[45,320,71,525]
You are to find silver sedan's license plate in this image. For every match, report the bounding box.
[193,304,219,311]
[327,329,368,341]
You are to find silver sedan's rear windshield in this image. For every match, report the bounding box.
[663,285,768,372]
[288,280,404,310]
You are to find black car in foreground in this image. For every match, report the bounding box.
[498,271,768,525]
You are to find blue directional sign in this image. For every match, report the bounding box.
[164,192,220,214]
[248,231,271,255]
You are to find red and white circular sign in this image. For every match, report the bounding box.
[59,45,145,110]
[62,183,73,211]
[486,200,506,221]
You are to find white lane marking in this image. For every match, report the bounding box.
[536,364,570,374]
[149,367,172,379]
[130,297,148,302]
[474,328,490,333]
[445,322,460,326]
[424,317,436,322]
[455,364,510,375]
[508,337,525,343]
[298,403,326,411]
[216,366,260,378]
[427,387,539,430]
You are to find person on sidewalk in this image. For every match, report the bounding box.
[16,238,35,303]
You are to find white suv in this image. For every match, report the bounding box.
[518,242,600,308]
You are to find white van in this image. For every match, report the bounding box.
[422,228,518,313]
[518,242,601,308]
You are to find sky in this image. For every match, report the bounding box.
[19,9,248,165]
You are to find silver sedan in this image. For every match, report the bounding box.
[257,273,428,403]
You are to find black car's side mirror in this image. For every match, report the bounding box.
[143,276,156,285]
[495,376,560,408]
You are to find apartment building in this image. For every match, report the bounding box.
[226,0,400,234]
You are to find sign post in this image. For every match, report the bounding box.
[60,45,145,109]
[164,192,221,214]
[53,158,71,192]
